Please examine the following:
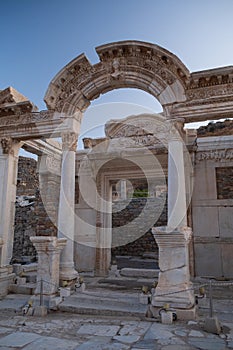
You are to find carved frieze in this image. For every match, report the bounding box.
[186,84,233,101]
[0,110,57,127]
[196,149,233,162]
[44,41,189,112]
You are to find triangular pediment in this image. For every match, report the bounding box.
[0,87,29,107]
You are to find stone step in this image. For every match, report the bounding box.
[9,283,36,295]
[120,268,159,279]
[59,291,147,318]
[96,277,156,290]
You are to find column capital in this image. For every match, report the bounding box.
[30,236,67,253]
[167,118,185,142]
[61,132,78,152]
[0,137,12,154]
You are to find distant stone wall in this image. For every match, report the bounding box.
[12,156,39,263]
[13,204,37,263]
[13,156,60,263]
[111,197,167,258]
[17,156,39,196]
[216,167,233,199]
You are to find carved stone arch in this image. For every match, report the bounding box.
[44,40,190,116]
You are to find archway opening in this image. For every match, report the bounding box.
[79,88,163,149]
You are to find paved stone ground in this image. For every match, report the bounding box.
[0,294,233,349]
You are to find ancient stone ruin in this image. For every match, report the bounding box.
[0,41,232,318]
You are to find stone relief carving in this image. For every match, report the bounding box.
[0,110,57,127]
[186,85,233,101]
[110,59,123,80]
[45,42,190,112]
[196,149,233,162]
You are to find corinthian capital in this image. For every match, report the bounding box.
[0,137,13,154]
[167,118,185,142]
[61,132,78,152]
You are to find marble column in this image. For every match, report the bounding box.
[30,236,67,296]
[0,138,20,297]
[120,179,127,200]
[151,119,195,319]
[167,119,187,230]
[57,132,78,282]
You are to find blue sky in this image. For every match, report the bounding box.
[1,0,233,150]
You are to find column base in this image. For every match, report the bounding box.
[152,283,195,309]
[59,265,78,285]
[0,266,15,298]
[149,305,197,321]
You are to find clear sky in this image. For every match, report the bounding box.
[1,0,233,148]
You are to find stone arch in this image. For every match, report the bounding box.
[44,40,190,116]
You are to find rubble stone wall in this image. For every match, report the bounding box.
[13,156,38,263]
[111,197,167,258]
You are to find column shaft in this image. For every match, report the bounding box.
[167,128,187,229]
[58,132,78,281]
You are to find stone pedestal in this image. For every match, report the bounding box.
[0,265,15,298]
[152,226,195,312]
[30,236,67,296]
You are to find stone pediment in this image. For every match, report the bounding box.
[105,113,171,148]
[0,87,37,117]
[0,87,29,106]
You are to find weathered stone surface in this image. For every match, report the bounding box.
[188,337,226,350]
[0,332,40,347]
[23,336,79,350]
[77,324,120,337]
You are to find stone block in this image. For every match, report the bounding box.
[175,306,197,320]
[204,316,222,334]
[9,284,35,295]
[192,206,219,237]
[49,297,63,310]
[161,310,173,324]
[194,243,222,277]
[222,244,233,278]
[219,207,233,237]
[59,287,71,298]
[16,277,26,285]
[33,305,48,317]
[120,268,159,278]
[192,164,217,200]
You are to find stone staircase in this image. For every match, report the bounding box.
[59,288,148,318]
[7,262,159,318]
[9,263,37,295]
[58,266,159,317]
